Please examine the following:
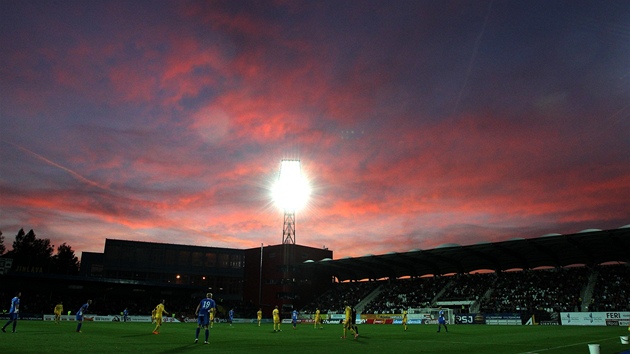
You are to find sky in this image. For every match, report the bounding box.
[1,0,629,261]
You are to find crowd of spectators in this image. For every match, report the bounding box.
[302,264,629,316]
[478,267,589,313]
[439,272,496,302]
[300,281,379,314]
[589,264,630,311]
[362,276,450,314]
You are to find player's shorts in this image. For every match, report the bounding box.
[438,318,446,324]
[198,313,209,326]
[273,317,280,324]
[76,314,83,321]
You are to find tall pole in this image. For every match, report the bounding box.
[258,243,263,306]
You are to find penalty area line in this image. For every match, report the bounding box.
[515,336,620,354]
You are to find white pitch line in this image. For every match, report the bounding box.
[516,336,620,354]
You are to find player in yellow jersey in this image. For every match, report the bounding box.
[257,308,262,327]
[314,308,323,329]
[341,302,354,339]
[53,302,63,324]
[272,305,281,332]
[209,307,214,329]
[152,300,169,334]
[402,310,408,331]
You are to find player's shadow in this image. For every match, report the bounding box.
[120,333,156,338]
[158,344,198,353]
[354,334,371,343]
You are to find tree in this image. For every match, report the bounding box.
[0,230,5,256]
[52,243,80,275]
[9,228,54,272]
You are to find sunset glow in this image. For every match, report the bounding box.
[0,1,628,259]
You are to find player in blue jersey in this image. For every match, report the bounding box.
[194,293,216,344]
[291,309,298,329]
[76,300,92,333]
[437,306,448,333]
[228,308,234,327]
[1,292,21,333]
[123,308,128,322]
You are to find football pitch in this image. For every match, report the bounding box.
[1,321,629,354]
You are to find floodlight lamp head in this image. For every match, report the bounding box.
[272,159,310,212]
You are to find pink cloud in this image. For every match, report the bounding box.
[1,1,628,261]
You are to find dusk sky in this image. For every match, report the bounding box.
[1,0,629,261]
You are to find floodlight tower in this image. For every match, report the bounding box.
[283,211,296,244]
[273,159,309,244]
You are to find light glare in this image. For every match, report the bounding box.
[272,160,310,211]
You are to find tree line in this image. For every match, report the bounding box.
[0,229,80,275]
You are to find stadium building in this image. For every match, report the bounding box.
[80,239,246,301]
[79,239,332,312]
[1,226,628,321]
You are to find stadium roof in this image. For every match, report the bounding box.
[299,226,630,282]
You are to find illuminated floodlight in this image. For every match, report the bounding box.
[272,160,310,212]
[272,159,310,244]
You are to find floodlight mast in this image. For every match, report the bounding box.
[282,210,296,244]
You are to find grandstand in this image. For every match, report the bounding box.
[300,264,629,322]
[296,226,629,325]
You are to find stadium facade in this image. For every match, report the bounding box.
[79,239,333,310]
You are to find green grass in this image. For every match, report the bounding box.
[1,321,629,354]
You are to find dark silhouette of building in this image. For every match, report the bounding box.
[80,239,333,310]
[243,244,332,313]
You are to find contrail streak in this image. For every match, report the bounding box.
[3,140,113,192]
[452,0,494,116]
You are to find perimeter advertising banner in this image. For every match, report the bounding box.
[42,315,165,323]
[484,314,522,325]
[0,314,42,321]
[560,312,630,326]
[362,313,436,325]
[455,313,486,324]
